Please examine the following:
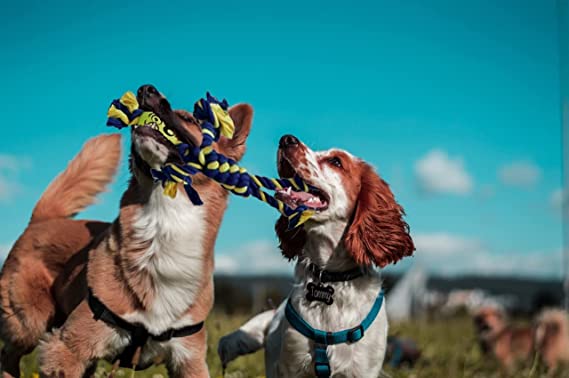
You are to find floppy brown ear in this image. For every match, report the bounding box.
[275,216,307,260]
[343,164,414,267]
[218,103,253,161]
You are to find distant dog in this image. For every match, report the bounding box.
[473,306,534,370]
[474,306,569,372]
[218,135,415,377]
[0,85,254,377]
[535,309,569,372]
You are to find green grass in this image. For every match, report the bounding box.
[13,313,568,378]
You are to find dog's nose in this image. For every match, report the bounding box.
[137,84,159,102]
[279,134,299,148]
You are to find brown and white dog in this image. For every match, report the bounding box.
[474,306,569,372]
[473,306,534,371]
[218,135,415,377]
[0,134,121,377]
[0,85,253,377]
[535,309,569,372]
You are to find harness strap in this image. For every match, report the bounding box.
[285,289,384,377]
[314,345,331,378]
[87,288,204,368]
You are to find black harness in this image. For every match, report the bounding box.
[87,288,204,368]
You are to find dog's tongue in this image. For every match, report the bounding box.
[275,187,326,210]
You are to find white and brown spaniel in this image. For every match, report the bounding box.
[218,134,415,377]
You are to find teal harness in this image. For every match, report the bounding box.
[285,289,385,377]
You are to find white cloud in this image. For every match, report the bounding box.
[0,178,21,202]
[0,154,31,171]
[414,149,473,195]
[414,232,483,257]
[215,255,240,274]
[215,240,293,275]
[464,249,563,278]
[550,188,568,214]
[498,161,541,188]
[410,232,562,278]
[218,236,563,279]
[0,154,31,201]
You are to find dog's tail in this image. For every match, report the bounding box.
[218,309,276,368]
[30,134,122,223]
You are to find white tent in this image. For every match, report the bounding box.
[386,266,428,322]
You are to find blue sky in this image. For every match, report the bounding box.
[0,0,566,277]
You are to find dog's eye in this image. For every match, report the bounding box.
[327,157,343,168]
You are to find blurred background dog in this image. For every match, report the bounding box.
[474,306,569,372]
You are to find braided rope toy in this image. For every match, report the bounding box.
[107,91,315,229]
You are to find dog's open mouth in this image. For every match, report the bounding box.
[134,123,172,146]
[275,186,328,211]
[275,156,329,211]
[133,126,183,162]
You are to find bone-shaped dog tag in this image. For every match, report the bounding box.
[306,282,334,305]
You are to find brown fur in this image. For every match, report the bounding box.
[35,101,253,377]
[0,134,121,377]
[474,306,569,372]
[473,307,533,370]
[343,163,414,267]
[275,148,414,267]
[535,309,569,372]
[275,216,307,261]
[31,134,122,223]
[0,94,254,377]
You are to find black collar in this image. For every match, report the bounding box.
[307,263,364,283]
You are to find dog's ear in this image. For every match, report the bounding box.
[275,216,306,260]
[343,163,414,267]
[217,104,253,161]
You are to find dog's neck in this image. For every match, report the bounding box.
[295,219,360,276]
[114,173,224,332]
[290,219,381,334]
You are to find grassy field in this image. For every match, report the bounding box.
[15,312,568,378]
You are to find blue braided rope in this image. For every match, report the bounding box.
[123,92,314,229]
[172,95,310,227]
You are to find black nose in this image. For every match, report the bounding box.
[279,134,299,148]
[137,84,159,101]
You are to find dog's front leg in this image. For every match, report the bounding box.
[38,301,124,378]
[166,328,209,378]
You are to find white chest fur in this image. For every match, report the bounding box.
[267,275,389,378]
[125,187,207,334]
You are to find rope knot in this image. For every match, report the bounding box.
[107,91,183,145]
[107,91,143,129]
[107,90,315,229]
[193,92,234,139]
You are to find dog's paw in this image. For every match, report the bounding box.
[218,330,263,367]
